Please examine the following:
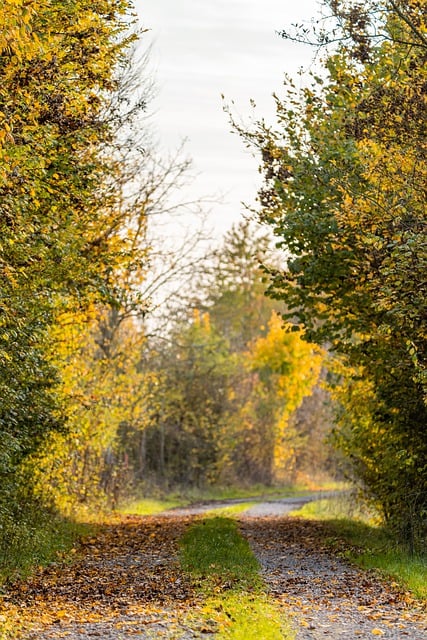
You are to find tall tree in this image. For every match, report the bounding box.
[0,0,145,489]
[238,0,426,546]
[197,220,279,350]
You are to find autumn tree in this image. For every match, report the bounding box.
[239,0,426,547]
[244,313,324,483]
[135,310,234,489]
[28,143,210,511]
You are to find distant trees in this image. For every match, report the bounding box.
[1,0,341,532]
[237,0,426,548]
[117,222,331,491]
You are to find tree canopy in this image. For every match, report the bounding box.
[0,0,152,509]
[237,0,426,548]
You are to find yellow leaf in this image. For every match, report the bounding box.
[55,609,68,619]
[371,629,384,636]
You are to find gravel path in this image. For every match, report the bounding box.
[3,499,425,639]
[161,492,337,518]
[239,515,427,639]
[7,516,213,640]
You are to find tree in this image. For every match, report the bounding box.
[238,0,426,547]
[0,1,142,485]
[242,312,324,483]
[197,220,280,350]
[137,310,234,489]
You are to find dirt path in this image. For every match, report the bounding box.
[1,501,425,639]
[3,515,211,639]
[240,515,427,639]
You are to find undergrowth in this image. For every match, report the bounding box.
[179,515,294,639]
[0,500,93,587]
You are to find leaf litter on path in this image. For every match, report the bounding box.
[0,505,426,639]
[238,515,427,639]
[1,514,214,639]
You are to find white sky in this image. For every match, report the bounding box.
[135,0,322,237]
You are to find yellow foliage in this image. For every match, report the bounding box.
[28,305,153,513]
[246,312,324,481]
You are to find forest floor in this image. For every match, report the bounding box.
[1,499,426,639]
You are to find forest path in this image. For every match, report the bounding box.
[2,500,426,639]
[5,514,207,639]
[239,516,427,639]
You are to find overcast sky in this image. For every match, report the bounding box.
[135,0,321,237]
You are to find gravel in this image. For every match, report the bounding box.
[13,499,426,639]
[239,514,427,639]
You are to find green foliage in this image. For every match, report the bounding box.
[329,365,427,552]
[0,0,142,478]
[0,492,92,585]
[240,0,427,547]
[199,220,279,351]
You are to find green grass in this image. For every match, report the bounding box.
[180,516,261,588]
[358,551,427,600]
[170,480,345,503]
[179,515,294,639]
[119,497,184,515]
[0,507,93,586]
[205,592,291,640]
[290,498,427,601]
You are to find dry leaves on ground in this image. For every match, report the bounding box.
[0,514,208,639]
[0,510,426,639]
[239,516,427,639]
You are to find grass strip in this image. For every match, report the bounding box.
[179,515,294,639]
[290,498,427,602]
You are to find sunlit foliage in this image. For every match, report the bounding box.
[238,0,426,548]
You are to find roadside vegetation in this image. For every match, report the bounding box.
[179,515,294,639]
[0,504,93,587]
[234,0,427,551]
[0,0,425,605]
